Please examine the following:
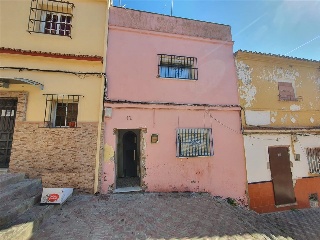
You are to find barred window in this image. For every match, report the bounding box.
[176,128,213,157]
[28,0,74,37]
[306,148,320,174]
[43,94,81,128]
[158,54,198,80]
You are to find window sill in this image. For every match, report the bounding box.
[278,96,303,102]
[275,202,297,208]
[156,76,198,81]
[308,173,320,177]
[27,31,72,38]
[176,155,213,159]
[39,125,80,129]
[278,99,299,102]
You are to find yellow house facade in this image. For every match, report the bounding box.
[235,50,320,213]
[0,0,109,193]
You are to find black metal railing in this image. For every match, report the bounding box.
[28,0,74,37]
[158,54,198,80]
[0,98,17,168]
[43,94,81,128]
[176,128,213,157]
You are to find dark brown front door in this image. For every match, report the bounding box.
[123,131,137,177]
[268,146,296,205]
[0,98,17,168]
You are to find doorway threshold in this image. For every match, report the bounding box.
[275,202,298,208]
[0,168,8,174]
[114,186,142,193]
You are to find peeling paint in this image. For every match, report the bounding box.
[139,129,147,190]
[271,117,276,123]
[104,144,114,162]
[271,111,278,116]
[259,66,299,83]
[308,73,320,89]
[290,117,296,123]
[236,61,253,85]
[310,117,315,123]
[236,61,256,108]
[290,104,301,111]
[281,114,287,123]
[292,179,297,187]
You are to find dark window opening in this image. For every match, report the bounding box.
[28,0,74,37]
[158,54,198,80]
[43,94,81,128]
[176,128,213,157]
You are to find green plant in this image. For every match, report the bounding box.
[226,197,237,206]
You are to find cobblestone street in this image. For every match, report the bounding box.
[32,193,320,240]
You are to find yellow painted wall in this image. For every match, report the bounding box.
[235,52,320,128]
[0,0,109,122]
[1,54,103,122]
[0,0,108,56]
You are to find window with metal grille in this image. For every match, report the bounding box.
[176,128,213,157]
[43,94,81,128]
[28,0,74,37]
[158,54,198,80]
[278,82,297,101]
[306,148,320,174]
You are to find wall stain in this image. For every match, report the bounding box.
[104,144,114,162]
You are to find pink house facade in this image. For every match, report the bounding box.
[102,7,247,202]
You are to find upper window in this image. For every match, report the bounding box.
[158,54,198,80]
[176,128,213,157]
[28,0,74,37]
[43,94,81,128]
[278,82,297,101]
[306,148,320,175]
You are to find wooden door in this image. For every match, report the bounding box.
[268,147,296,205]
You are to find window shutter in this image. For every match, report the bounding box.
[278,82,295,101]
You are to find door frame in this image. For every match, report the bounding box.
[115,129,141,189]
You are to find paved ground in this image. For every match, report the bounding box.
[31,192,320,240]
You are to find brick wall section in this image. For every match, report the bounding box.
[9,122,99,193]
[248,177,320,213]
[0,91,28,121]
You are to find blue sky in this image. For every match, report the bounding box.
[112,0,320,61]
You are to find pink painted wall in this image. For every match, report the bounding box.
[102,106,247,200]
[102,8,247,201]
[106,8,239,105]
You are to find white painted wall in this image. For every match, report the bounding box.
[245,110,271,126]
[244,134,291,183]
[244,134,320,183]
[294,135,320,177]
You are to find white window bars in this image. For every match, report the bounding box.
[307,148,320,174]
[176,128,213,157]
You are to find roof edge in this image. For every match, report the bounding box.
[235,50,320,64]
[0,47,103,62]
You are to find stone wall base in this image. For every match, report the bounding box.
[9,122,100,193]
